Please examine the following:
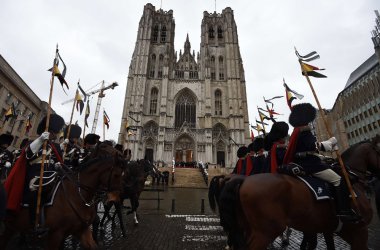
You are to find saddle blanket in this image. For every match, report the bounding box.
[297,176,332,200]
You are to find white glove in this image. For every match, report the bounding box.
[29,132,50,154]
[5,162,11,168]
[60,139,69,150]
[320,137,338,152]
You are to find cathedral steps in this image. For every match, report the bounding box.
[158,167,208,188]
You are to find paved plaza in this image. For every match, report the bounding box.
[92,187,380,250]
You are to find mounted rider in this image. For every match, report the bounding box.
[283,103,359,221]
[0,134,14,180]
[232,146,250,175]
[250,137,266,174]
[4,113,65,235]
[80,133,100,163]
[266,122,289,174]
[62,124,82,168]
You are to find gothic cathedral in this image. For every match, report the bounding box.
[118,3,250,168]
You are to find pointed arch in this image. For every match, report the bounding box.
[149,54,156,78]
[218,56,224,80]
[161,25,167,42]
[152,24,159,43]
[174,88,197,128]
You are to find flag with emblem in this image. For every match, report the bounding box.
[75,90,84,115]
[25,115,32,133]
[84,100,90,127]
[103,110,110,129]
[283,80,304,109]
[48,51,69,92]
[4,103,17,121]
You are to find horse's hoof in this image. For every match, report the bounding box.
[134,222,139,226]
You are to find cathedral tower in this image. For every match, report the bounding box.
[119,4,250,168]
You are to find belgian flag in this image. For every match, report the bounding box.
[103,110,110,129]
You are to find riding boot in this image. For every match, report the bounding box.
[333,184,361,222]
[29,193,49,238]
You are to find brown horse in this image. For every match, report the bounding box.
[0,142,125,250]
[218,135,380,250]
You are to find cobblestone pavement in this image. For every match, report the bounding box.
[92,187,380,250]
[6,187,380,249]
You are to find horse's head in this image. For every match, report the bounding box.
[85,142,126,200]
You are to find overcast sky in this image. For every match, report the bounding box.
[0,0,378,140]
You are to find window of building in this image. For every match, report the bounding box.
[359,127,363,134]
[359,113,363,120]
[355,130,358,136]
[364,111,368,118]
[351,118,355,124]
[374,105,378,113]
[161,26,166,43]
[210,56,215,80]
[211,72,216,80]
[219,56,224,80]
[368,124,373,131]
[158,54,164,79]
[215,89,222,116]
[217,26,223,39]
[344,121,347,127]
[209,27,214,39]
[17,120,24,132]
[149,88,158,115]
[12,136,19,146]
[373,121,378,129]
[347,119,351,126]
[175,92,196,128]
[369,108,373,116]
[363,126,367,133]
[347,133,351,139]
[5,92,12,105]
[149,54,156,78]
[152,25,159,43]
[355,116,359,122]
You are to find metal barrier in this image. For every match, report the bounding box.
[141,188,164,210]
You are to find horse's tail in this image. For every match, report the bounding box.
[208,175,225,212]
[218,175,246,249]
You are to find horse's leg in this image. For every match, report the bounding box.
[130,197,139,225]
[280,227,291,247]
[46,230,66,250]
[323,232,335,250]
[92,214,100,243]
[114,200,127,237]
[300,233,318,250]
[100,201,113,227]
[79,226,98,250]
[248,231,278,250]
[340,226,368,250]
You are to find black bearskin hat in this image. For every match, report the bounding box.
[0,134,14,146]
[252,137,265,152]
[268,122,289,142]
[37,114,65,135]
[289,103,316,127]
[237,146,248,158]
[84,133,100,145]
[64,124,82,139]
[114,144,123,153]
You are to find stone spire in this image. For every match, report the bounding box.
[184,33,191,53]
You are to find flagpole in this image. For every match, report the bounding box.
[63,88,79,158]
[103,109,105,141]
[298,57,359,211]
[82,102,87,143]
[35,44,59,228]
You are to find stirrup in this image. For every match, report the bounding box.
[337,209,362,223]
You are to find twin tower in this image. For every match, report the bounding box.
[118,3,250,168]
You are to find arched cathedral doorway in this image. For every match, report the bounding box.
[174,134,195,163]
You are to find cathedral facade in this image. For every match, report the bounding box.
[118,3,250,168]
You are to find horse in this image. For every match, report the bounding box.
[0,142,126,250]
[218,134,380,250]
[99,159,153,236]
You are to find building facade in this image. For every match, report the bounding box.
[314,10,380,150]
[118,4,250,167]
[0,55,49,149]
